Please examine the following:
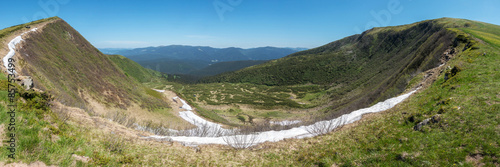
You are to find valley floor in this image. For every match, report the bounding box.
[145,88,419,147]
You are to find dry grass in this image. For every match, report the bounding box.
[305,115,347,136]
[223,131,260,149]
[0,161,57,167]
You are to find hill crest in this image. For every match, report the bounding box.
[2,17,169,114]
[200,17,481,117]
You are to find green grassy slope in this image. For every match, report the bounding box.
[243,19,500,166]
[17,18,167,110]
[107,54,164,83]
[0,17,172,166]
[203,19,455,86]
[201,18,470,119]
[0,71,144,166]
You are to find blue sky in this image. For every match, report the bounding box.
[1,0,499,49]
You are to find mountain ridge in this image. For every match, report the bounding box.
[116,45,303,74]
[199,17,477,118]
[0,17,194,132]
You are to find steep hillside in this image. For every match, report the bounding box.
[107,54,164,83]
[15,18,167,111]
[201,18,474,118]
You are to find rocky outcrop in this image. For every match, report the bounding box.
[413,114,441,131]
[440,48,457,64]
[444,66,462,81]
[15,76,33,90]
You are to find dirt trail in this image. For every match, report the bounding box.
[0,20,55,73]
[0,161,56,167]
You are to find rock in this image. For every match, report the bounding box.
[413,114,441,131]
[72,154,90,163]
[195,146,202,153]
[15,76,34,90]
[440,48,456,64]
[444,66,461,81]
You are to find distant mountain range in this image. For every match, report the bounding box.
[99,46,307,75]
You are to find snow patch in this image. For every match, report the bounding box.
[172,97,231,133]
[174,97,193,111]
[3,28,38,74]
[152,89,165,93]
[143,89,418,146]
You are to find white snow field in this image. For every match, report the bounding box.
[174,97,220,128]
[152,89,165,93]
[145,89,418,147]
[173,97,234,137]
[3,28,38,74]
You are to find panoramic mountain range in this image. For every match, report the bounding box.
[0,17,498,166]
[105,45,307,75]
